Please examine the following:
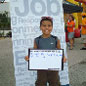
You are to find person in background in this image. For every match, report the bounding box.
[80,13,86,50]
[66,14,75,50]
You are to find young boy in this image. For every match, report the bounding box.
[25,16,66,86]
[67,14,75,50]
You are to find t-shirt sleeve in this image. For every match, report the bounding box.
[72,21,75,27]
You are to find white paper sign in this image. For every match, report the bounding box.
[10,0,70,86]
[29,49,63,71]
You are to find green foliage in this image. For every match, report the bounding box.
[0,33,2,37]
[0,11,11,30]
[0,32,3,37]
[6,31,12,37]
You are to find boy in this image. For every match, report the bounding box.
[25,16,66,86]
[66,14,75,50]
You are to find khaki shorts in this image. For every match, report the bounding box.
[81,35,86,43]
[68,32,74,39]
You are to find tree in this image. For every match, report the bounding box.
[0,11,11,36]
[0,0,5,3]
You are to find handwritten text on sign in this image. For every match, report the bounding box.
[29,49,63,71]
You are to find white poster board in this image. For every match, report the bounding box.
[29,49,63,71]
[10,0,70,86]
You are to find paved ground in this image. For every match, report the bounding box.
[0,38,86,86]
[67,38,86,86]
[0,38,15,86]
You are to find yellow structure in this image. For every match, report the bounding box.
[65,0,83,29]
[67,0,79,5]
[82,3,86,12]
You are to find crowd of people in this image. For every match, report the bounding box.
[65,13,86,50]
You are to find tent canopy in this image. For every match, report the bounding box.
[63,1,83,13]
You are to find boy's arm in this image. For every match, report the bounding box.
[67,24,72,28]
[56,40,67,63]
[34,40,38,49]
[66,21,75,28]
[56,40,61,49]
[25,40,37,61]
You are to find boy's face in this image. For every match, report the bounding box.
[69,16,73,21]
[40,20,53,36]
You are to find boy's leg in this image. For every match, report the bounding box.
[35,70,47,86]
[47,71,60,86]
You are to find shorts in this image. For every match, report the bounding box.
[35,70,60,86]
[81,35,86,43]
[68,32,74,39]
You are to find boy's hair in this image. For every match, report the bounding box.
[69,15,74,21]
[40,16,53,26]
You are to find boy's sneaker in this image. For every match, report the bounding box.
[80,47,86,50]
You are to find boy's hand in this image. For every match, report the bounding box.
[63,56,67,63]
[25,56,29,61]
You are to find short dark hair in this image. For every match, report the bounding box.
[69,15,74,21]
[40,16,53,26]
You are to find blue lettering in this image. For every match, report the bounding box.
[47,0,60,15]
[31,0,46,16]
[15,0,29,16]
[15,51,26,65]
[14,0,60,16]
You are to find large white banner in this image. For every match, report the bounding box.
[10,0,70,86]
